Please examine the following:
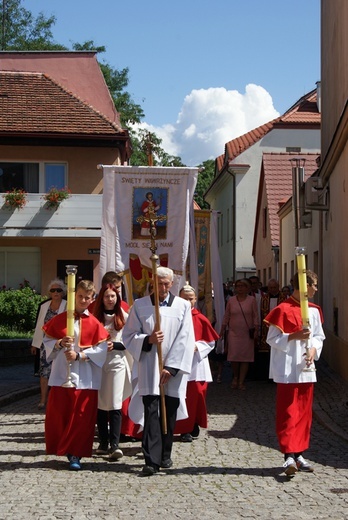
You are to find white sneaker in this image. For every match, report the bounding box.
[296,455,314,472]
[109,446,123,460]
[283,456,298,476]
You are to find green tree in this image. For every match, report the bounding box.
[194,159,215,209]
[129,130,185,167]
[1,0,65,50]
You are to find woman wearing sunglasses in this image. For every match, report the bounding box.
[31,279,67,409]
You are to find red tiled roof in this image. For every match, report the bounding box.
[225,120,278,161]
[222,89,320,164]
[278,90,320,125]
[0,71,125,137]
[262,153,319,246]
[0,51,121,126]
[216,154,224,171]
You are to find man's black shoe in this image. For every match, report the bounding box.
[141,464,159,476]
[180,433,193,443]
[161,458,173,468]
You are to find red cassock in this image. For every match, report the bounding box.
[175,309,219,434]
[265,297,324,454]
[43,312,108,458]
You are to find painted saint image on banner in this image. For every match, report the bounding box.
[132,188,168,240]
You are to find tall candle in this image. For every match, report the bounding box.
[66,265,78,337]
[295,247,310,329]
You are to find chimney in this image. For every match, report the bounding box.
[316,81,321,113]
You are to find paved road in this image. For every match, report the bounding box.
[0,361,347,519]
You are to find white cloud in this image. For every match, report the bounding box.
[133,84,280,166]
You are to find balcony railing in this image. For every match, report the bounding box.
[0,193,103,237]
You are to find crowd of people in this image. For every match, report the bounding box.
[31,267,324,478]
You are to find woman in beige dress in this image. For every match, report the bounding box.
[220,279,259,390]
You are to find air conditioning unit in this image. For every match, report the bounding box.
[305,177,329,210]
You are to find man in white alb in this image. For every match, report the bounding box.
[123,267,194,476]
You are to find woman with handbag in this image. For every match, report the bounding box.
[220,279,259,390]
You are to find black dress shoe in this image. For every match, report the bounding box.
[141,464,159,476]
[161,458,173,468]
[180,433,193,443]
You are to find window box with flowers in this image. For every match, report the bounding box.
[2,188,27,210]
[42,187,71,209]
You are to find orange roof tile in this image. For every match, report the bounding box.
[225,120,277,161]
[0,71,125,138]
[216,154,224,171]
[0,51,121,126]
[262,153,319,246]
[222,89,320,164]
[278,90,320,126]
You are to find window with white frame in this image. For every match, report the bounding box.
[0,162,67,193]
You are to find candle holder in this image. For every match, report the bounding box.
[62,265,78,387]
[295,247,315,372]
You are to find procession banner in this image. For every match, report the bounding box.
[100,166,198,302]
[194,210,213,322]
[193,209,224,335]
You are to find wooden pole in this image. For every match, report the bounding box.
[136,192,167,433]
[151,251,167,434]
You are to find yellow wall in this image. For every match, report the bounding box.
[0,145,121,194]
[1,237,101,295]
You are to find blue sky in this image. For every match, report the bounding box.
[24,0,320,165]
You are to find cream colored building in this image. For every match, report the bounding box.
[274,1,348,380]
[319,0,348,378]
[206,90,320,283]
[0,52,131,294]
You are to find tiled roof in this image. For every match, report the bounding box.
[222,89,319,164]
[0,71,125,137]
[278,90,320,125]
[225,120,278,161]
[261,152,319,246]
[216,154,224,171]
[0,51,121,126]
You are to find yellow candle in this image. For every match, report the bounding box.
[295,249,310,329]
[66,265,77,337]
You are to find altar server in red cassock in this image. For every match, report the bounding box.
[264,270,325,477]
[43,280,108,471]
[175,284,219,441]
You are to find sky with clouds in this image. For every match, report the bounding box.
[24,0,320,166]
[134,84,280,165]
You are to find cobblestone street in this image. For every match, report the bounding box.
[0,367,347,520]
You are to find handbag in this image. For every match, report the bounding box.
[237,299,255,339]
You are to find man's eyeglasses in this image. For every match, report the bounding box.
[49,288,63,293]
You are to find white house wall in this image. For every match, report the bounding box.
[280,207,321,293]
[210,173,235,282]
[224,128,320,281]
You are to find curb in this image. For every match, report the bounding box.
[313,402,348,444]
[0,386,39,408]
